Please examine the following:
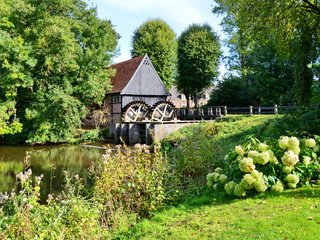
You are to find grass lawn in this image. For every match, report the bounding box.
[118,186,320,240]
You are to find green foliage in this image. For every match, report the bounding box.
[131,18,177,89]
[177,24,221,108]
[93,144,168,230]
[0,0,118,143]
[208,136,320,197]
[213,0,319,105]
[161,115,277,189]
[0,170,108,239]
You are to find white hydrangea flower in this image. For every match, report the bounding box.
[254,178,268,193]
[251,170,263,180]
[305,138,316,148]
[214,167,224,174]
[271,180,284,192]
[224,181,236,195]
[291,146,300,155]
[239,157,255,173]
[240,174,255,190]
[287,183,297,189]
[303,156,311,165]
[267,150,279,164]
[213,173,221,183]
[281,150,299,167]
[258,143,269,152]
[206,173,215,183]
[279,136,290,149]
[219,174,228,184]
[255,152,270,165]
[248,150,259,161]
[282,166,294,174]
[285,174,299,185]
[234,184,246,197]
[235,145,245,156]
[288,136,300,149]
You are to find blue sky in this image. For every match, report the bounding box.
[87,0,225,73]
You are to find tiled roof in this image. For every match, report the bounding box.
[109,55,144,93]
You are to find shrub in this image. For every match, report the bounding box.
[207,136,320,197]
[93,144,168,229]
[0,170,108,239]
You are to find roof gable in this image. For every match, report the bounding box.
[109,55,144,94]
[122,56,169,96]
[109,55,169,96]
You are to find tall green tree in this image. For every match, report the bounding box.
[131,19,177,89]
[177,24,221,108]
[0,0,118,143]
[214,0,320,105]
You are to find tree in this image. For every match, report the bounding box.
[131,19,177,89]
[0,0,118,143]
[213,0,320,105]
[177,24,221,108]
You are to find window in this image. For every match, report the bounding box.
[112,94,120,103]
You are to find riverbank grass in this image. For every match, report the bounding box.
[119,186,320,240]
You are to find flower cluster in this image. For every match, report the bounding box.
[207,135,320,198]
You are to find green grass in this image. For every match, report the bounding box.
[116,186,320,240]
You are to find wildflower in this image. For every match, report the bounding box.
[235,145,245,156]
[285,174,299,185]
[288,136,300,149]
[255,152,270,165]
[224,181,236,195]
[219,174,228,184]
[251,170,263,180]
[279,136,290,149]
[281,150,299,167]
[239,157,255,173]
[16,172,27,182]
[254,179,268,193]
[271,180,284,192]
[35,174,43,185]
[258,143,269,152]
[234,184,246,197]
[303,156,311,165]
[214,167,224,174]
[240,174,255,190]
[282,166,294,174]
[47,194,54,204]
[26,169,32,176]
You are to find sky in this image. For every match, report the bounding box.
[87,0,226,73]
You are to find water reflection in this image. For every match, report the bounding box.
[0,144,108,199]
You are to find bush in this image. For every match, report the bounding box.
[0,170,108,239]
[93,144,168,229]
[207,136,320,197]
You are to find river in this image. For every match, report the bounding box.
[0,143,112,200]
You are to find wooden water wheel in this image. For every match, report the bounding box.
[150,101,176,121]
[122,101,150,122]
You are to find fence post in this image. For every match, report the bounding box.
[274,104,278,115]
[258,106,261,115]
[224,106,228,116]
[249,106,253,116]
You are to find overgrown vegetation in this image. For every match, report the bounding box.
[1,114,320,238]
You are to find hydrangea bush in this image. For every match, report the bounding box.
[207,136,320,197]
